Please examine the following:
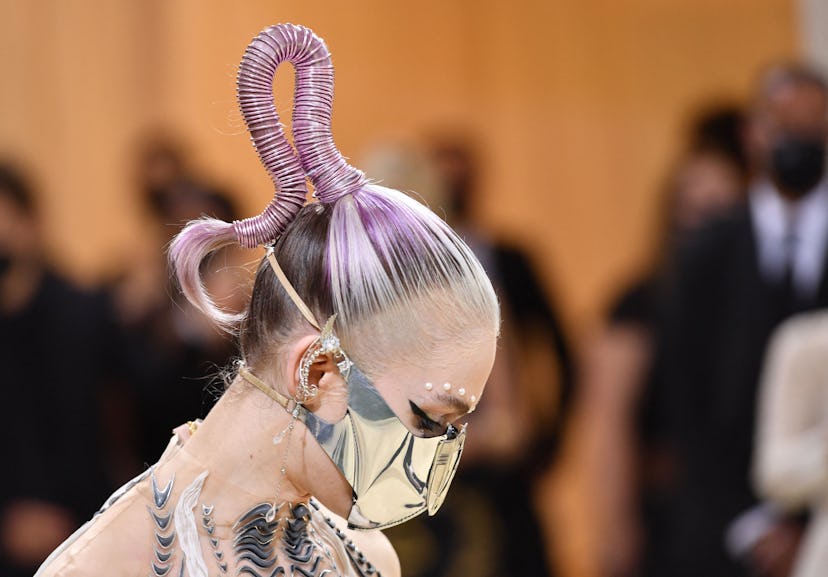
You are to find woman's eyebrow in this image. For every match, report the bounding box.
[432,392,471,415]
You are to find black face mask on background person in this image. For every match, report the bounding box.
[770,134,827,199]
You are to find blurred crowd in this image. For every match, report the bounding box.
[3,61,828,577]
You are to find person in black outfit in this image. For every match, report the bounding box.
[576,104,749,577]
[656,64,828,577]
[112,157,244,467]
[0,164,117,577]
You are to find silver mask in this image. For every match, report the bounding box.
[291,351,466,529]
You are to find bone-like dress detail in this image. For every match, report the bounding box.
[34,431,384,577]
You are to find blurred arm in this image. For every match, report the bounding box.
[755,314,828,509]
[577,322,652,577]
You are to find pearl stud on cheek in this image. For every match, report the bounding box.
[424,382,433,391]
[443,382,452,391]
[458,388,466,396]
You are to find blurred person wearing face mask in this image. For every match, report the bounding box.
[0,164,117,577]
[656,65,828,577]
[576,105,749,577]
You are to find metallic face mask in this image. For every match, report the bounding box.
[243,249,467,530]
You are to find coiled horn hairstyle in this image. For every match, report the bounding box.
[170,24,341,328]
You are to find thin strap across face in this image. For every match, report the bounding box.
[266,247,321,331]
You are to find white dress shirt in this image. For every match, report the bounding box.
[749,179,828,299]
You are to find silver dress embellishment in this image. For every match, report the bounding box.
[309,500,381,577]
[233,503,282,577]
[202,503,227,573]
[149,471,177,576]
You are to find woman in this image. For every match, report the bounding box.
[36,24,499,577]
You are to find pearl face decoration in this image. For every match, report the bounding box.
[423,381,479,413]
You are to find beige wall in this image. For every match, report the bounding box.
[0,0,796,333]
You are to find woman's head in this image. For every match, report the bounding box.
[236,181,499,424]
[168,24,499,524]
[169,23,499,526]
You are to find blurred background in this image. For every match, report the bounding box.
[2,1,828,577]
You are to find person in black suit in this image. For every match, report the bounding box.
[0,164,117,577]
[656,64,828,577]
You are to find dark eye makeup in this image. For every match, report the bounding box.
[409,401,442,435]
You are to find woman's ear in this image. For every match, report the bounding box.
[283,334,320,399]
[283,333,349,421]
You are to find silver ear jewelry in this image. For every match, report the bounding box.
[270,316,350,523]
[458,388,466,396]
[298,315,351,403]
[443,382,452,391]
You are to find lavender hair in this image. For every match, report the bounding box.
[170,24,499,371]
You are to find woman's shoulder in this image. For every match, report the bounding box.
[346,526,401,577]
[35,475,153,577]
[311,500,401,577]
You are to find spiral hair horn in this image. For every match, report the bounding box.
[232,24,314,248]
[276,24,368,204]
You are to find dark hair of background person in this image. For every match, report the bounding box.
[0,163,37,216]
[753,62,828,110]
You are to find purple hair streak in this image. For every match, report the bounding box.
[170,24,349,328]
[282,26,367,204]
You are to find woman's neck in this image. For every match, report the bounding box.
[162,378,312,524]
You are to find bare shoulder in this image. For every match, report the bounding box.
[312,501,401,577]
[34,488,152,577]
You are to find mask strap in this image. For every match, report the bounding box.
[266,247,321,331]
[238,364,294,410]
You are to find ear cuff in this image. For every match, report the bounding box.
[297,315,352,403]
